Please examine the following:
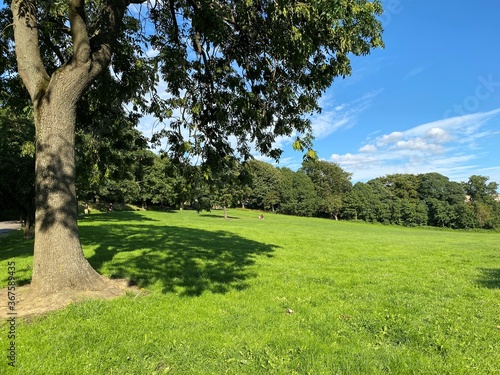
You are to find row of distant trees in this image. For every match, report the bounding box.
[1,103,499,231]
[81,149,500,230]
[1,107,499,230]
[242,160,499,230]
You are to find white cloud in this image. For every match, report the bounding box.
[310,89,382,140]
[404,108,500,139]
[331,152,379,166]
[424,127,452,143]
[377,131,404,146]
[392,139,444,153]
[312,115,349,139]
[359,144,377,153]
[404,65,426,80]
[329,108,500,183]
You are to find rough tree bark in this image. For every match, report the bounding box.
[31,74,106,294]
[11,0,131,295]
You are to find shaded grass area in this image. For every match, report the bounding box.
[0,209,499,374]
[0,230,33,287]
[81,212,276,296]
[477,268,500,289]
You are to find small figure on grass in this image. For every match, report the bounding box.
[259,213,264,220]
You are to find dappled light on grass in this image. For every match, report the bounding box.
[81,213,277,296]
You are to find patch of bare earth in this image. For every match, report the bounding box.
[0,279,141,319]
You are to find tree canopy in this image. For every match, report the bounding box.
[1,0,384,295]
[146,0,384,162]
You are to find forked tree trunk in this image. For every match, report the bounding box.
[31,80,105,295]
[11,0,129,295]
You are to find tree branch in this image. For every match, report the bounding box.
[40,32,67,67]
[69,0,91,66]
[169,0,180,45]
[11,0,49,102]
[88,0,137,79]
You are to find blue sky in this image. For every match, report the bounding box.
[269,0,500,185]
[3,0,499,186]
[135,1,500,187]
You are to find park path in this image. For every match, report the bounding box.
[0,221,21,237]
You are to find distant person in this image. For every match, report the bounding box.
[259,213,264,220]
[84,203,90,215]
[108,203,113,212]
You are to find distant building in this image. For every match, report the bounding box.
[466,194,500,202]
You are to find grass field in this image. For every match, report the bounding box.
[1,209,499,374]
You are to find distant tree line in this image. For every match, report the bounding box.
[2,0,494,233]
[2,106,499,230]
[242,160,500,230]
[1,107,499,230]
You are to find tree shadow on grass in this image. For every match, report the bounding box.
[198,213,240,220]
[79,211,161,223]
[82,223,278,296]
[476,268,500,289]
[0,232,33,287]
[0,231,33,260]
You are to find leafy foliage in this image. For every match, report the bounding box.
[278,168,318,217]
[147,0,384,164]
[245,159,283,211]
[141,154,181,208]
[301,159,352,219]
[0,108,35,228]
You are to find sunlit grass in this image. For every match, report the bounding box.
[1,209,499,374]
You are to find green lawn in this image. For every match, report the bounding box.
[1,209,499,374]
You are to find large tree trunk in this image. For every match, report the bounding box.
[11,0,129,296]
[31,76,105,295]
